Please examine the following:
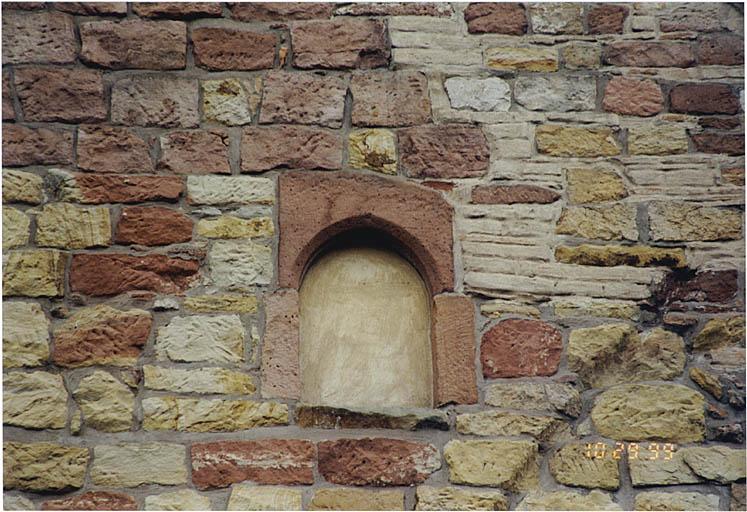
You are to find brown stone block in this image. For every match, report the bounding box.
[656,269,739,305]
[72,174,183,204]
[115,206,193,246]
[670,83,740,115]
[481,319,562,378]
[70,253,200,296]
[260,289,301,400]
[692,133,745,155]
[111,76,198,128]
[399,125,490,179]
[603,42,695,67]
[192,27,276,71]
[241,125,342,172]
[77,126,153,173]
[2,11,77,64]
[432,294,478,406]
[472,184,560,204]
[603,76,663,117]
[587,4,628,34]
[133,2,223,18]
[158,130,230,174]
[191,440,315,489]
[15,67,106,123]
[292,19,389,69]
[338,3,452,16]
[351,71,431,127]
[464,3,527,34]
[3,124,73,167]
[698,34,744,66]
[54,3,127,15]
[2,71,14,121]
[259,71,346,128]
[230,2,335,21]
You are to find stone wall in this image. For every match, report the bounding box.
[2,2,746,511]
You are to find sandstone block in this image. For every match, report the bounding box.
[192,27,275,70]
[562,42,601,69]
[416,486,508,511]
[518,490,621,511]
[2,71,12,120]
[481,318,562,378]
[555,245,685,268]
[2,169,45,204]
[260,71,346,128]
[693,316,744,351]
[400,124,489,178]
[591,384,705,442]
[337,3,452,16]
[549,443,620,490]
[43,491,137,511]
[485,381,582,417]
[191,440,315,489]
[670,83,740,115]
[80,19,186,69]
[70,253,199,296]
[196,215,273,239]
[292,19,389,69]
[456,411,568,441]
[53,305,151,368]
[514,75,595,112]
[445,76,510,112]
[77,125,153,173]
[187,175,275,205]
[231,3,335,20]
[603,42,695,67]
[3,124,73,167]
[693,133,745,156]
[444,440,538,490]
[660,3,723,32]
[4,371,67,429]
[628,124,688,155]
[318,438,440,486]
[732,485,746,512]
[528,3,583,34]
[91,443,187,487]
[588,4,628,34]
[629,445,700,486]
[115,206,193,246]
[556,204,638,241]
[202,78,261,126]
[156,314,244,364]
[3,207,29,250]
[158,130,230,174]
[15,67,106,123]
[296,405,449,431]
[261,289,301,399]
[134,2,223,17]
[60,173,184,204]
[73,370,134,432]
[241,125,342,172]
[536,125,620,157]
[111,76,198,128]
[3,249,65,297]
[35,203,111,249]
[603,77,663,116]
[228,485,302,511]
[209,240,272,289]
[144,365,255,394]
[567,168,627,204]
[142,397,287,431]
[552,297,639,320]
[698,34,744,66]
[472,184,560,204]
[649,202,742,242]
[351,71,431,126]
[464,3,527,34]
[634,492,719,511]
[681,445,747,483]
[3,301,49,368]
[311,488,404,511]
[2,11,76,64]
[144,490,211,511]
[485,46,558,71]
[3,442,88,492]
[657,269,738,305]
[690,367,723,399]
[184,294,259,313]
[348,129,397,174]
[55,2,126,15]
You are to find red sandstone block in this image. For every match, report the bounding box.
[291,19,389,69]
[399,125,490,179]
[3,124,73,167]
[158,130,230,174]
[670,83,741,115]
[70,174,183,204]
[54,2,127,15]
[43,491,137,510]
[260,289,301,400]
[656,269,739,305]
[80,19,186,70]
[603,41,695,67]
[481,319,563,378]
[2,71,13,121]
[133,2,223,18]
[692,133,745,156]
[463,3,527,35]
[230,3,335,21]
[77,126,153,174]
[241,126,342,172]
[115,206,193,247]
[192,27,276,71]
[259,71,346,128]
[350,71,432,127]
[191,440,315,489]
[587,4,628,34]
[472,184,560,204]
[70,253,199,296]
[602,76,663,117]
[2,11,77,64]
[698,34,744,66]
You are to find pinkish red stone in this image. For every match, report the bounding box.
[77,125,153,173]
[472,184,560,204]
[70,254,200,296]
[318,438,440,486]
[2,72,13,121]
[259,71,346,128]
[54,2,127,15]
[2,11,77,64]
[670,83,740,115]
[133,2,223,18]
[602,76,663,117]
[42,491,137,511]
[351,71,431,127]
[191,440,315,489]
[15,67,106,123]
[692,133,745,156]
[115,206,193,246]
[587,4,628,34]
[241,126,342,172]
[463,3,527,35]
[192,27,276,71]
[432,294,478,406]
[603,42,695,67]
[3,124,73,166]
[337,3,452,16]
[291,19,389,69]
[399,125,489,179]
[158,130,230,174]
[71,174,183,204]
[230,2,335,20]
[80,19,186,70]
[481,319,563,378]
[111,76,198,128]
[698,34,744,66]
[278,171,454,294]
[260,289,301,400]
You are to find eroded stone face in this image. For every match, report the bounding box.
[91,443,187,487]
[3,249,66,297]
[3,207,30,250]
[481,319,563,378]
[144,490,211,511]
[3,301,49,368]
[144,365,255,394]
[228,485,302,511]
[445,77,511,112]
[312,488,404,511]
[4,371,68,429]
[142,397,288,432]
[415,486,508,511]
[43,491,137,511]
[517,490,621,511]
[549,443,620,490]
[634,492,720,511]
[202,78,261,126]
[348,129,397,174]
[36,203,111,249]
[156,314,245,363]
[4,442,89,492]
[73,370,134,432]
[444,439,538,490]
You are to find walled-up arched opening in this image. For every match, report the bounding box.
[298,230,433,409]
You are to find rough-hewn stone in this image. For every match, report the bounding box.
[556,204,638,241]
[481,319,563,378]
[629,445,700,486]
[91,443,187,487]
[318,438,440,486]
[184,294,259,313]
[144,365,255,394]
[472,184,560,204]
[115,206,193,246]
[202,78,261,126]
[77,125,153,173]
[628,125,689,155]
[111,76,198,128]
[444,440,538,490]
[61,173,184,204]
[80,19,186,69]
[144,489,211,511]
[53,305,152,368]
[260,289,301,399]
[156,314,244,363]
[536,125,620,157]
[134,2,223,18]
[529,3,583,34]
[657,269,739,305]
[2,169,45,204]
[73,370,134,432]
[603,77,663,116]
[35,203,110,249]
[2,11,77,64]
[567,168,627,204]
[690,367,723,399]
[550,442,620,490]
[562,42,601,69]
[187,175,275,205]
[337,3,452,16]
[416,486,508,511]
[241,125,342,171]
[231,3,334,20]
[698,34,744,66]
[15,67,106,122]
[192,27,275,71]
[3,207,29,250]
[556,245,685,268]
[209,240,272,289]
[3,249,66,297]
[464,3,527,35]
[588,4,628,34]
[485,46,559,71]
[694,316,744,351]
[260,71,346,128]
[292,19,389,69]
[196,215,273,239]
[553,298,639,320]
[681,445,747,483]
[445,76,510,112]
[3,124,73,167]
[3,371,67,429]
[158,130,230,174]
[2,71,13,120]
[400,125,489,178]
[3,442,88,492]
[514,75,595,112]
[3,301,49,368]
[228,485,302,511]
[485,381,582,417]
[603,42,695,67]
[457,411,568,442]
[55,2,127,15]
[732,484,746,511]
[348,129,397,174]
[670,83,740,115]
[143,397,287,431]
[191,440,315,489]
[311,488,404,511]
[649,202,742,241]
[591,384,705,442]
[693,132,745,156]
[518,490,621,511]
[297,405,449,431]
[351,71,431,126]
[634,492,720,511]
[43,491,138,511]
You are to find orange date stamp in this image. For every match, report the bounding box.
[584,442,677,461]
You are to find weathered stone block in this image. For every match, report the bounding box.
[209,240,272,289]
[485,381,582,417]
[4,371,67,429]
[400,125,489,178]
[192,27,275,70]
[649,202,742,241]
[518,490,621,511]
[296,405,448,431]
[115,206,193,246]
[481,319,562,378]
[2,11,76,64]
[3,249,66,297]
[77,125,153,173]
[202,78,260,126]
[432,294,478,405]
[348,129,397,174]
[556,204,638,241]
[603,42,695,67]
[142,397,287,431]
[351,71,431,126]
[634,492,720,511]
[241,125,342,172]
[445,76,510,112]
[588,4,628,34]
[693,316,744,351]
[628,124,688,155]
[681,445,747,483]
[444,440,538,490]
[603,77,663,116]
[60,173,184,204]
[259,71,346,128]
[416,486,508,511]
[43,491,137,511]
[228,485,302,511]
[562,42,601,69]
[111,76,198,128]
[550,443,620,490]
[457,411,568,442]
[311,488,404,511]
[670,83,740,115]
[144,365,255,394]
[3,124,73,167]
[528,3,583,34]
[536,125,620,157]
[187,175,275,205]
[567,168,627,204]
[196,216,273,239]
[73,370,134,432]
[91,443,187,487]
[158,130,230,174]
[555,245,685,268]
[35,203,111,249]
[15,67,106,123]
[3,301,49,368]
[3,207,29,250]
[514,75,595,112]
[464,3,526,35]
[2,169,45,204]
[184,294,259,313]
[156,314,244,363]
[485,46,558,71]
[231,2,335,20]
[144,490,211,511]
[3,442,88,492]
[292,19,389,69]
